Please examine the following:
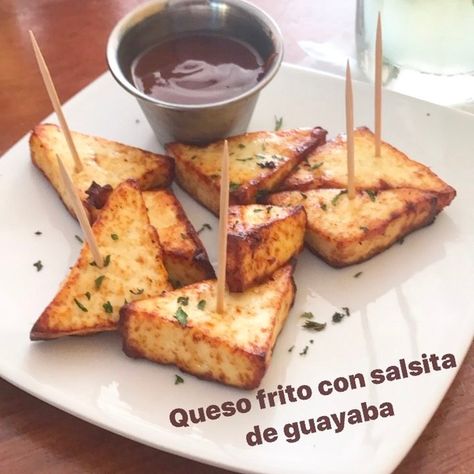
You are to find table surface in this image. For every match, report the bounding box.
[0,1,472,473]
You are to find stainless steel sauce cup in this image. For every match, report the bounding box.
[106,0,283,145]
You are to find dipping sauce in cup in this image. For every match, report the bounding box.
[132,33,266,105]
[107,0,283,145]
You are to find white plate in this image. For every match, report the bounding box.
[0,64,472,474]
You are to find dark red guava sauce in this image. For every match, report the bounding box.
[131,33,265,105]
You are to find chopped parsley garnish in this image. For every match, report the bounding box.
[75,235,83,243]
[320,203,327,211]
[177,296,189,306]
[130,288,144,295]
[274,116,283,131]
[236,157,253,162]
[174,306,188,326]
[229,182,240,192]
[366,190,377,202]
[237,143,246,149]
[333,308,350,323]
[271,154,285,162]
[180,233,187,239]
[331,190,348,205]
[34,231,42,235]
[255,153,267,160]
[171,279,182,288]
[253,208,263,213]
[111,233,119,241]
[103,301,113,313]
[360,226,369,233]
[210,174,220,179]
[33,260,43,272]
[191,155,197,160]
[300,192,307,200]
[299,346,309,356]
[197,223,212,234]
[95,275,105,289]
[303,320,327,331]
[84,292,91,301]
[197,299,206,310]
[288,345,295,353]
[354,271,363,278]
[103,255,111,267]
[175,374,184,385]
[310,162,324,170]
[74,298,88,312]
[256,161,276,169]
[255,189,269,202]
[300,311,314,319]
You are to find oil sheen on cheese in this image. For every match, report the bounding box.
[131,33,265,105]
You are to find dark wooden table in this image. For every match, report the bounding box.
[0,1,472,472]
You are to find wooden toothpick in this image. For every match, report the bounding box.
[29,30,83,173]
[374,12,382,157]
[345,60,355,199]
[216,140,230,314]
[57,155,103,267]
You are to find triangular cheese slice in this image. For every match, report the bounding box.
[120,264,295,389]
[227,204,306,291]
[166,127,327,214]
[30,180,171,340]
[30,123,174,221]
[279,127,455,212]
[268,188,438,267]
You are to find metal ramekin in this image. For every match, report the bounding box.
[106,0,283,144]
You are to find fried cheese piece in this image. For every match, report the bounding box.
[166,127,327,215]
[279,127,455,213]
[268,188,438,267]
[30,123,174,221]
[226,204,306,292]
[119,265,296,389]
[30,180,171,340]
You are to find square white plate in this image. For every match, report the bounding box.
[0,64,472,474]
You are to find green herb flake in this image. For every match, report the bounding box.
[354,271,363,278]
[174,306,188,326]
[310,162,324,170]
[274,115,283,131]
[288,345,295,353]
[300,192,307,200]
[197,223,212,235]
[253,208,264,213]
[197,299,206,310]
[255,153,267,160]
[237,143,245,149]
[229,182,240,192]
[130,288,144,295]
[95,275,105,289]
[342,307,350,316]
[33,260,43,272]
[210,174,220,179]
[236,157,253,162]
[103,301,113,313]
[180,233,187,239]
[360,226,369,233]
[177,296,189,306]
[303,320,327,331]
[299,346,309,356]
[75,235,83,243]
[191,155,197,160]
[175,374,184,385]
[256,161,276,169]
[320,203,328,211]
[300,311,314,319]
[255,189,269,202]
[85,291,91,300]
[332,311,348,323]
[111,233,119,241]
[366,190,378,202]
[74,298,88,312]
[271,154,285,162]
[331,190,348,206]
[34,231,42,235]
[103,255,111,267]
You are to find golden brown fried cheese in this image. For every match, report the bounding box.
[279,127,455,213]
[30,180,171,340]
[30,123,174,221]
[226,204,306,292]
[166,127,327,215]
[268,188,438,267]
[119,264,296,389]
[143,189,215,287]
